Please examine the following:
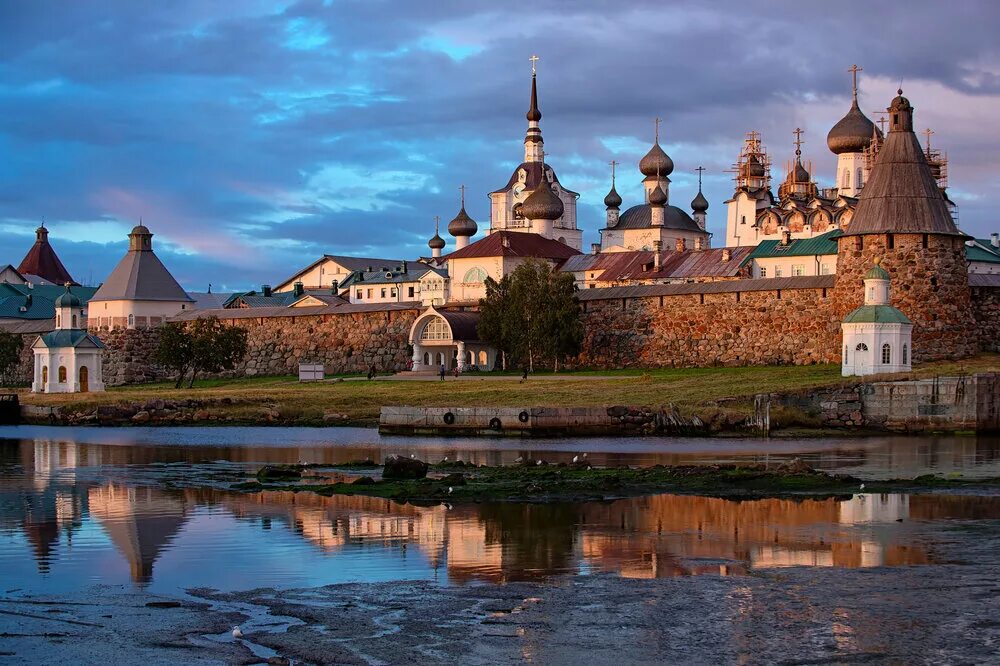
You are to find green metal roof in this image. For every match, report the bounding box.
[863,263,890,280]
[967,240,1000,264]
[843,304,911,324]
[0,283,98,320]
[36,329,106,349]
[742,229,842,265]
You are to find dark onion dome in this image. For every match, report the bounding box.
[54,284,81,308]
[520,179,564,220]
[131,224,151,236]
[827,99,882,155]
[604,184,622,209]
[890,88,911,113]
[790,160,811,183]
[448,206,477,237]
[639,141,674,178]
[428,232,445,250]
[746,154,766,177]
[526,73,541,122]
[648,184,667,207]
[691,189,709,212]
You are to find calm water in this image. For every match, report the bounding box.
[2,426,1000,597]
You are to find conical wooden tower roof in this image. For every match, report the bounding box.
[842,91,964,237]
[18,225,76,285]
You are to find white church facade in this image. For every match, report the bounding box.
[841,259,913,377]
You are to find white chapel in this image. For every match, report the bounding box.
[841,259,913,377]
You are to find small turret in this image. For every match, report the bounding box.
[691,165,709,232]
[428,216,445,258]
[604,160,622,228]
[448,186,477,250]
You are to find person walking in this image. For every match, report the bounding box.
[520,366,528,383]
[439,364,446,381]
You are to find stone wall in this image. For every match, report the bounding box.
[226,309,418,376]
[90,326,167,386]
[0,335,35,387]
[577,284,840,368]
[833,233,979,361]
[971,286,1000,353]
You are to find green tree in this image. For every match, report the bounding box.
[478,259,582,373]
[155,322,194,388]
[154,317,249,388]
[187,316,249,388]
[0,329,25,386]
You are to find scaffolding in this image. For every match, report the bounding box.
[728,130,772,192]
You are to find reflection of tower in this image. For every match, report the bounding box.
[88,484,189,583]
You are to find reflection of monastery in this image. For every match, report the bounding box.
[2,63,999,379]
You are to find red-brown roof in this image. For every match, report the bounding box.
[562,246,753,283]
[17,227,76,285]
[444,231,581,261]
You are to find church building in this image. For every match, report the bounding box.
[32,285,106,393]
[841,259,912,376]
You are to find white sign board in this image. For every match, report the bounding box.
[298,363,324,382]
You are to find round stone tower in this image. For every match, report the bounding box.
[833,90,977,361]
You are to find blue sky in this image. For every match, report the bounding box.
[2,0,999,292]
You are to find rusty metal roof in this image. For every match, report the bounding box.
[576,274,835,300]
[563,247,752,282]
[443,231,580,261]
[969,273,1000,288]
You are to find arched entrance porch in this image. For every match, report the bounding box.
[408,307,497,372]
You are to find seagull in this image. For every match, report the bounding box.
[515,457,524,464]
[536,460,543,466]
[410,454,415,459]
[232,626,243,639]
[860,483,866,491]
[572,456,579,463]
[448,487,453,494]
[582,453,588,459]
[443,456,449,462]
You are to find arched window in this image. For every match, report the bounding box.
[843,169,851,188]
[856,168,864,189]
[478,350,488,366]
[435,352,444,366]
[58,366,67,383]
[56,314,61,328]
[463,267,488,284]
[843,345,848,364]
[902,344,908,364]
[42,366,48,384]
[422,352,430,366]
[420,318,450,341]
[868,287,875,300]
[72,314,77,328]
[465,350,474,364]
[882,343,891,364]
[127,313,135,328]
[855,343,868,352]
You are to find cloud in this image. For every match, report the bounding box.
[1,0,999,291]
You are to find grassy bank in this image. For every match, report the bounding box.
[13,353,1000,427]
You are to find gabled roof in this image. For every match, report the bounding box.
[743,230,842,263]
[290,293,347,307]
[563,247,752,282]
[0,283,99,321]
[224,288,345,309]
[843,304,911,325]
[490,161,579,196]
[444,231,580,261]
[90,247,193,303]
[187,291,232,310]
[343,264,446,287]
[966,240,1000,264]
[275,254,405,290]
[17,228,76,286]
[35,329,106,349]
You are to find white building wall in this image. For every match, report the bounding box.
[836,152,867,197]
[752,255,836,278]
[841,323,913,377]
[88,299,191,329]
[32,347,105,393]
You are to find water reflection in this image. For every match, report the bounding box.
[3,439,1000,595]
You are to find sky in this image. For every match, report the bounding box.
[2,0,999,293]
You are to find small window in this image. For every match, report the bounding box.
[844,345,848,363]
[887,234,895,249]
[72,314,77,328]
[356,290,363,299]
[857,168,864,189]
[882,343,891,364]
[367,288,373,298]
[869,287,875,300]
[741,215,746,225]
[855,343,868,352]
[42,366,48,384]
[821,264,831,275]
[127,314,134,328]
[381,288,386,298]
[408,287,415,298]
[902,344,908,364]
[775,268,783,278]
[58,366,67,383]
[792,265,805,276]
[759,267,767,278]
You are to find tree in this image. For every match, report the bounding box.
[477,259,583,373]
[155,317,248,388]
[155,322,194,388]
[0,329,25,386]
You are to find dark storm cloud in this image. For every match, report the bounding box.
[1,0,998,291]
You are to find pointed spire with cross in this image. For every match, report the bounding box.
[922,128,935,153]
[529,54,539,74]
[609,159,618,185]
[848,64,863,102]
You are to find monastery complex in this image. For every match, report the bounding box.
[2,63,999,390]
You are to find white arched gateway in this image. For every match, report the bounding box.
[409,307,497,372]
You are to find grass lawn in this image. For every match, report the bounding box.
[13,353,1000,426]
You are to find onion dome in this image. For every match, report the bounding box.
[521,180,564,220]
[648,184,667,207]
[54,284,81,308]
[448,206,477,237]
[790,160,810,183]
[604,184,622,209]
[428,232,445,250]
[639,142,674,178]
[691,189,709,213]
[863,257,890,280]
[827,99,881,155]
[890,88,910,112]
[746,154,766,178]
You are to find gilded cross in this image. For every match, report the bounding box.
[848,64,862,100]
[695,165,706,189]
[922,128,934,152]
[609,160,619,183]
[529,54,539,74]
[792,127,804,156]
